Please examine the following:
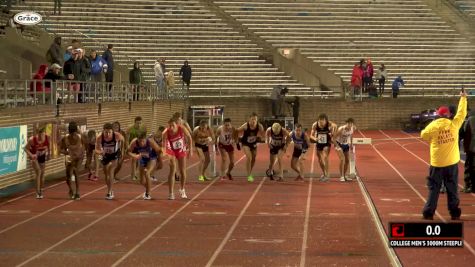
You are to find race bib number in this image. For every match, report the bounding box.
[271,139,282,146]
[294,143,302,150]
[140,151,149,158]
[172,139,184,150]
[104,146,115,154]
[247,136,257,143]
[317,133,327,144]
[37,150,46,156]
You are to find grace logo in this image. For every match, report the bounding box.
[13,11,42,26]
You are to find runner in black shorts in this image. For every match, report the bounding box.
[24,126,50,199]
[193,120,215,182]
[238,112,265,182]
[310,113,337,181]
[112,121,127,180]
[95,123,125,200]
[216,118,237,180]
[266,123,290,181]
[290,123,311,181]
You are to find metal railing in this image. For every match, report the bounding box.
[0,79,188,107]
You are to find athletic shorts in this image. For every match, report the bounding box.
[195,143,209,153]
[270,145,285,155]
[139,156,157,168]
[101,153,119,166]
[218,143,234,153]
[166,149,187,160]
[316,143,331,151]
[292,148,307,158]
[242,142,257,151]
[37,154,46,164]
[337,142,350,153]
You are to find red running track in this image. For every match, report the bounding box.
[5,129,472,266]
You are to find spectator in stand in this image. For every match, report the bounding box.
[160,58,168,92]
[129,62,144,101]
[391,76,405,98]
[64,46,73,63]
[179,60,192,91]
[88,50,106,82]
[53,0,62,15]
[63,50,82,102]
[376,64,387,97]
[154,59,165,96]
[44,63,62,87]
[77,48,90,103]
[362,59,373,93]
[350,60,364,100]
[30,64,49,96]
[47,36,63,65]
[102,44,114,93]
[71,39,81,50]
[2,0,12,14]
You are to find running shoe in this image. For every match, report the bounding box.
[143,193,152,200]
[74,194,80,200]
[36,192,43,199]
[220,176,227,181]
[339,176,346,182]
[319,175,329,182]
[168,193,175,200]
[226,173,233,180]
[89,175,98,181]
[266,169,274,180]
[179,189,188,199]
[247,175,254,182]
[294,176,304,181]
[106,192,114,200]
[175,174,180,181]
[345,176,353,181]
[151,176,158,182]
[198,175,205,182]
[69,190,74,199]
[203,176,212,181]
[132,175,138,181]
[461,186,472,193]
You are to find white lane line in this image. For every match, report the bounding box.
[299,168,313,267]
[113,155,246,267]
[205,175,266,267]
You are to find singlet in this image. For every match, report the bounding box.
[195,127,210,145]
[133,139,152,158]
[129,126,145,140]
[219,127,233,145]
[336,126,354,145]
[315,123,331,145]
[291,131,308,151]
[102,132,119,155]
[242,123,259,145]
[269,128,284,147]
[167,127,186,152]
[31,135,49,156]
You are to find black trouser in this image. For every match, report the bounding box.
[422,164,461,218]
[392,90,398,98]
[464,151,475,189]
[378,78,385,96]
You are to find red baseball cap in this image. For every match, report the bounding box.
[437,106,451,117]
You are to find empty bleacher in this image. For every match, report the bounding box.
[213,0,475,95]
[11,0,314,97]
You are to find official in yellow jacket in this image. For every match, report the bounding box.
[420,91,467,220]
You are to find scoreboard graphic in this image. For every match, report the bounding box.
[388,222,463,248]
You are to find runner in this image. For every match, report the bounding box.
[237,112,265,182]
[216,118,237,180]
[172,112,192,181]
[266,123,290,181]
[289,123,311,181]
[60,121,86,200]
[24,126,50,199]
[150,126,165,182]
[85,129,99,181]
[112,121,127,180]
[310,113,337,181]
[128,131,161,200]
[333,118,356,182]
[192,120,215,181]
[163,117,193,200]
[127,116,146,181]
[96,123,125,200]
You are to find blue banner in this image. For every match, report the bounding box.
[0,126,27,176]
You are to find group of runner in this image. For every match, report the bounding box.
[25,112,356,200]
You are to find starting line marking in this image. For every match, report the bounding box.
[245,238,285,244]
[192,212,227,215]
[0,210,31,214]
[127,211,161,215]
[257,212,291,216]
[62,211,96,215]
[380,198,410,203]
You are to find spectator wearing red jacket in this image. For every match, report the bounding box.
[350,61,364,100]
